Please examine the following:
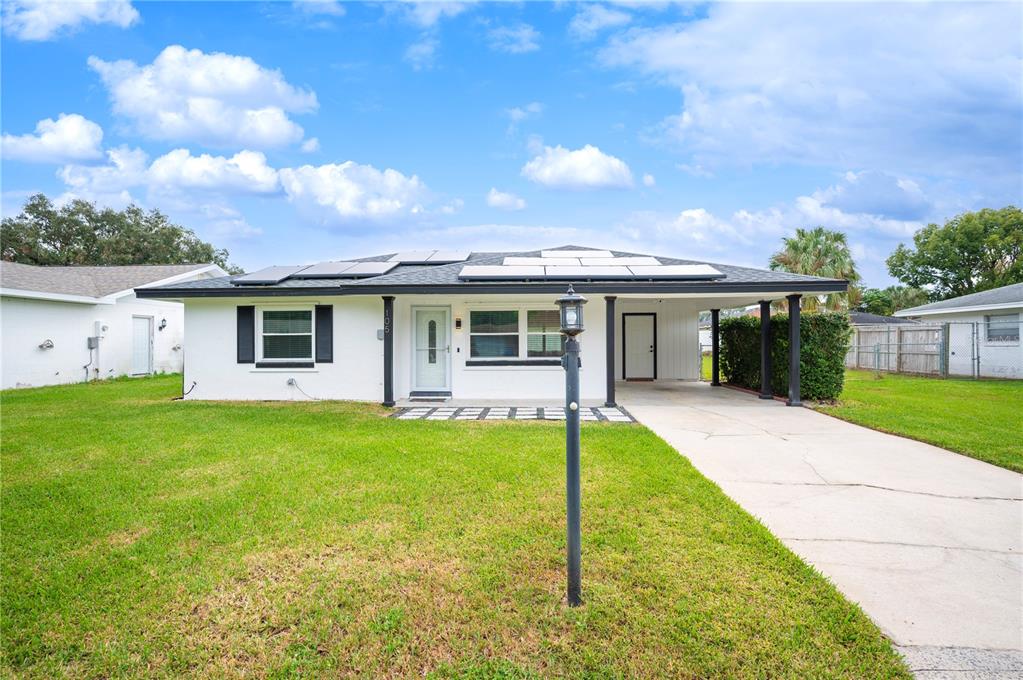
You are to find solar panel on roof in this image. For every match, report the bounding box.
[389,251,436,264]
[233,265,310,285]
[504,257,578,266]
[543,266,633,279]
[578,257,660,267]
[344,261,399,277]
[459,265,545,280]
[541,250,613,258]
[289,261,357,278]
[426,250,470,263]
[627,265,724,279]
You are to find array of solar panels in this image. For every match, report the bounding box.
[458,250,725,281]
[232,250,470,286]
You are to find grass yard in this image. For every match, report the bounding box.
[818,370,1023,472]
[2,376,908,678]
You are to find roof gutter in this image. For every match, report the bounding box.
[895,301,1023,317]
[135,279,848,299]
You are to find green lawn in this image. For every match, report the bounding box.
[2,376,908,678]
[818,370,1023,472]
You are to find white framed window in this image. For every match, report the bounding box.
[527,310,565,357]
[467,306,565,361]
[469,310,519,358]
[258,306,314,362]
[985,313,1020,343]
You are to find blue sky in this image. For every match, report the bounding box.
[2,1,1021,286]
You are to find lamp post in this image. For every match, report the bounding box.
[557,284,587,607]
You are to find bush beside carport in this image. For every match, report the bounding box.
[719,312,851,401]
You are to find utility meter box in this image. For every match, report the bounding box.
[87,336,99,349]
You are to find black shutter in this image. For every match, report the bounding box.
[315,305,333,363]
[237,306,255,363]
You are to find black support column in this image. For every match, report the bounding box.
[382,296,395,407]
[759,300,772,399]
[710,308,721,386]
[787,294,802,407]
[604,296,617,407]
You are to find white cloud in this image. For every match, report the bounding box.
[569,4,630,41]
[2,0,138,41]
[279,161,431,223]
[505,101,543,133]
[2,113,104,163]
[487,187,526,211]
[601,2,1023,178]
[521,144,633,190]
[58,146,148,208]
[487,23,540,54]
[148,149,279,194]
[507,102,543,124]
[400,1,469,28]
[676,163,713,179]
[300,137,320,153]
[59,147,280,202]
[816,170,930,221]
[88,45,318,149]
[292,0,344,16]
[642,173,655,187]
[404,37,438,71]
[196,203,263,240]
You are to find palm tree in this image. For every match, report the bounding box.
[769,227,861,312]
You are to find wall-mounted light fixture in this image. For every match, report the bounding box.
[38,339,54,350]
[158,318,167,331]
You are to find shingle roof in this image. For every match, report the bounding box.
[0,262,214,298]
[895,283,1023,316]
[849,311,918,325]
[143,246,845,297]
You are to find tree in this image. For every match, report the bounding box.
[768,227,861,312]
[1,194,242,273]
[886,206,1023,300]
[857,285,930,315]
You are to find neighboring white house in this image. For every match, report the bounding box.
[135,247,847,404]
[1,262,225,389]
[894,282,1023,379]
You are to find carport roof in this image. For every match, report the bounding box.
[135,246,848,298]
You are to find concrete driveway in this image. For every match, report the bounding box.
[618,381,1022,678]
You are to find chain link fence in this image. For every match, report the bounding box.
[846,320,1023,379]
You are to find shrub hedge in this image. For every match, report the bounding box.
[719,313,851,401]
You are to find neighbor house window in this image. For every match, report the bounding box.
[469,310,519,358]
[260,308,313,361]
[527,310,565,357]
[986,313,1019,342]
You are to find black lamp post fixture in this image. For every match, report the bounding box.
[557,284,587,607]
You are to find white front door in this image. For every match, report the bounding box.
[131,316,153,375]
[413,308,450,390]
[624,314,655,379]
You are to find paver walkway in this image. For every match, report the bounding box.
[618,381,1023,679]
[391,405,635,422]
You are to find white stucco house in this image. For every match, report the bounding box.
[1,262,225,389]
[894,282,1023,379]
[135,247,846,405]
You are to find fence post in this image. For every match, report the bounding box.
[895,325,902,372]
[874,342,881,375]
[941,324,950,378]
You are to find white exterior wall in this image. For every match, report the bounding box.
[926,309,1023,379]
[180,294,613,402]
[393,294,608,402]
[613,298,701,381]
[1,294,185,389]
[182,296,383,401]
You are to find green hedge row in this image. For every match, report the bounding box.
[718,313,851,401]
